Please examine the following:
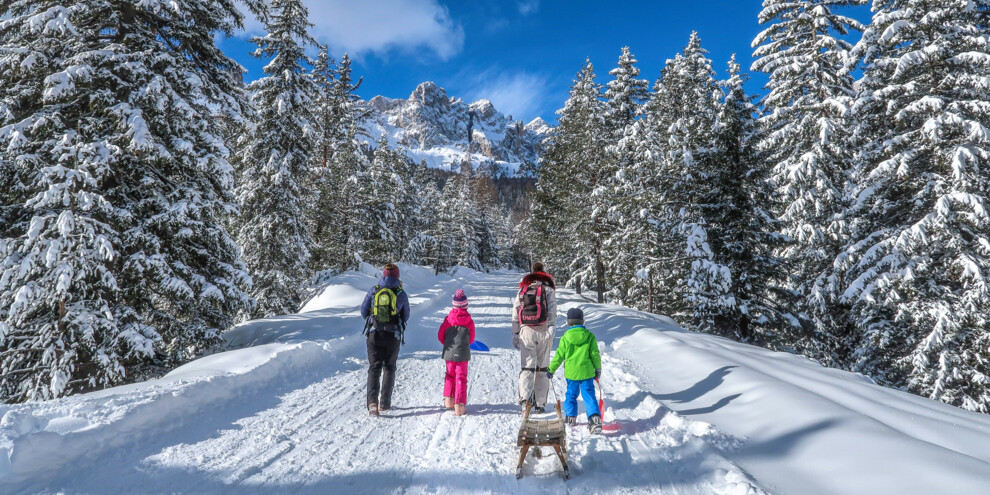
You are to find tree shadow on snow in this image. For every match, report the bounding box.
[655,366,736,403]
[736,418,840,460]
[676,393,741,416]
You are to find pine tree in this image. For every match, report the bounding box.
[531,60,609,301]
[314,53,366,273]
[839,0,990,411]
[607,83,667,313]
[393,151,425,262]
[641,33,726,328]
[234,0,317,318]
[411,180,443,270]
[706,56,796,342]
[355,136,402,264]
[471,165,503,270]
[602,47,652,304]
[604,46,651,134]
[429,170,479,273]
[308,46,339,273]
[0,0,254,400]
[752,0,865,361]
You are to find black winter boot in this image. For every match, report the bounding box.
[589,414,602,434]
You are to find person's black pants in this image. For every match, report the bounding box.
[367,331,400,408]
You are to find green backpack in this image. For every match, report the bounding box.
[371,285,403,332]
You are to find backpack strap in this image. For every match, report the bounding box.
[394,285,406,345]
[363,285,381,336]
[533,285,543,321]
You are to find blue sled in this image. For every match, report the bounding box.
[470,341,489,352]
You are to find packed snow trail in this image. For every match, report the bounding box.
[0,267,762,494]
[3,265,990,494]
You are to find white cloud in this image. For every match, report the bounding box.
[464,71,550,122]
[238,0,464,60]
[517,0,540,16]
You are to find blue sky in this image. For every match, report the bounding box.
[220,0,872,124]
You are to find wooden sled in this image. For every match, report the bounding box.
[516,400,569,480]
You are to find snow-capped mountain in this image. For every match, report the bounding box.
[361,81,550,173]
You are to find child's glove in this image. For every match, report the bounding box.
[595,369,601,379]
[546,371,554,379]
[512,333,521,349]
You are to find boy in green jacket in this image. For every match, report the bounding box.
[547,307,603,434]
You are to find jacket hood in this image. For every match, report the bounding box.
[565,325,594,345]
[519,272,555,290]
[378,276,401,289]
[446,307,473,325]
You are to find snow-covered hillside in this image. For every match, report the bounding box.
[361,82,550,172]
[2,267,990,494]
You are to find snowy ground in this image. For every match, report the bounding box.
[2,266,990,494]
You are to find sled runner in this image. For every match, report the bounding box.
[516,381,569,480]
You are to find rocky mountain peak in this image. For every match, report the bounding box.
[360,82,551,174]
[525,117,552,135]
[409,81,451,108]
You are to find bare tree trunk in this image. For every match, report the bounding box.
[595,253,605,304]
[648,273,655,314]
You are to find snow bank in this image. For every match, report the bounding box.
[560,298,990,495]
[0,342,337,489]
[0,263,462,492]
[299,268,377,313]
[233,263,452,348]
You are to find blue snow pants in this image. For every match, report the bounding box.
[563,378,600,418]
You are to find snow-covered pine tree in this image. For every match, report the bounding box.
[752,0,865,361]
[0,0,254,400]
[311,46,337,170]
[471,165,503,270]
[602,47,652,305]
[409,179,443,269]
[503,192,534,270]
[605,79,668,314]
[0,1,128,398]
[604,46,651,134]
[392,151,425,262]
[234,0,317,318]
[308,45,339,273]
[318,54,367,273]
[355,136,402,264]
[705,56,796,343]
[430,167,483,273]
[531,59,609,301]
[493,207,520,270]
[653,32,731,329]
[839,0,990,411]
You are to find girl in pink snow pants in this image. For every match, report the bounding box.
[438,289,475,416]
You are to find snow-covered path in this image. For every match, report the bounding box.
[1,268,761,494]
[3,266,990,494]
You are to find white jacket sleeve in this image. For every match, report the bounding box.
[547,286,557,328]
[512,290,521,334]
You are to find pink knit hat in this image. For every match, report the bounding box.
[452,289,468,308]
